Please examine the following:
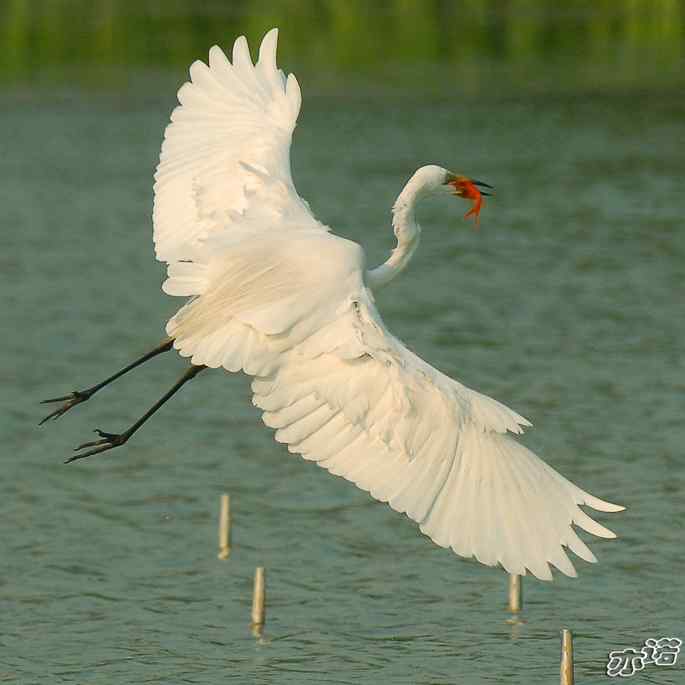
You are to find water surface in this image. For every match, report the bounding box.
[2,12,684,685]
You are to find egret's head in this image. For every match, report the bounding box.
[442,170,493,225]
[402,165,494,225]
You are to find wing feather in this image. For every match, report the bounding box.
[153,28,317,269]
[243,290,623,580]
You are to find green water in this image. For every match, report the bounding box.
[3,4,685,684]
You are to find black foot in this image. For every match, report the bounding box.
[39,390,93,425]
[65,429,128,464]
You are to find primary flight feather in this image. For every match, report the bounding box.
[42,28,623,581]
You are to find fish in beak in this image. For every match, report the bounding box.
[445,173,494,225]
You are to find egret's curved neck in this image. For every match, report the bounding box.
[366,177,426,290]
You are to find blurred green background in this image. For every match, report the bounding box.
[4,3,684,684]
[3,0,684,94]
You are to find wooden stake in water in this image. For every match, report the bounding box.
[508,574,522,613]
[218,494,231,560]
[251,566,266,636]
[560,629,574,685]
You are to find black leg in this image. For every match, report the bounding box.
[39,338,174,425]
[66,364,206,464]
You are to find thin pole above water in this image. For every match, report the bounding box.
[560,628,574,685]
[251,566,266,637]
[218,493,231,560]
[508,574,522,613]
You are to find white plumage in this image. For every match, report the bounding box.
[153,28,623,581]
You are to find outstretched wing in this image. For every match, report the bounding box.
[153,28,317,266]
[159,30,623,580]
[249,290,624,581]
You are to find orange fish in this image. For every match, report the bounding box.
[446,175,493,226]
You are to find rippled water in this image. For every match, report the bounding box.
[3,85,684,683]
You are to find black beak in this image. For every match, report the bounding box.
[472,179,494,190]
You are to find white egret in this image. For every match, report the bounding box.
[41,29,623,580]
